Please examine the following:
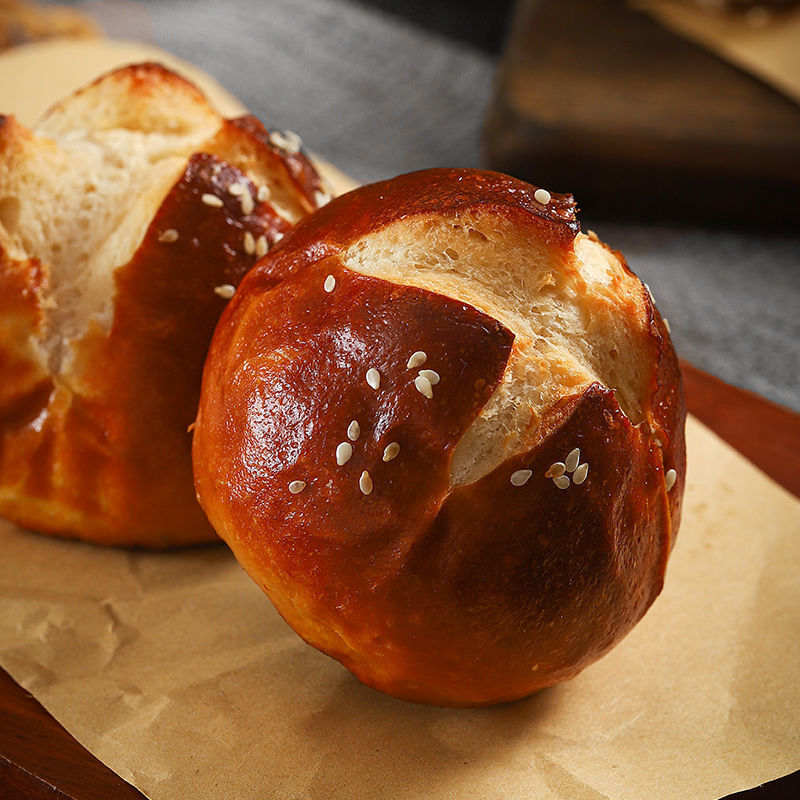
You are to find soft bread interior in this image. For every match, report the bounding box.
[343,214,653,486]
[0,67,223,375]
[0,65,306,377]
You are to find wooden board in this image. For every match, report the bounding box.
[482,0,800,226]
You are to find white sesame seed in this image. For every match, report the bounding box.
[336,442,353,466]
[314,189,332,207]
[240,192,255,216]
[157,228,179,243]
[366,368,381,390]
[255,235,268,258]
[347,420,360,441]
[201,193,224,208]
[383,442,400,462]
[554,475,571,490]
[573,463,589,485]
[644,282,656,304]
[359,470,373,495]
[510,469,532,487]
[414,375,433,399]
[243,230,255,255]
[418,369,440,385]
[289,480,306,494]
[666,468,677,491]
[228,183,245,196]
[407,351,427,369]
[548,461,566,478]
[534,188,551,205]
[324,275,336,293]
[212,163,222,175]
[273,232,284,244]
[565,448,581,473]
[663,317,671,334]
[269,129,302,154]
[257,185,271,203]
[214,284,236,299]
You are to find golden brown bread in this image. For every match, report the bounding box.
[192,168,686,706]
[0,63,325,546]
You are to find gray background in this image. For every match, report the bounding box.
[79,0,800,410]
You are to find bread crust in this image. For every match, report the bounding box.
[0,65,322,546]
[194,169,685,705]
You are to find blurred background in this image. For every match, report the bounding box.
[1,0,799,410]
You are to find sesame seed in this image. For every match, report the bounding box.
[273,232,285,244]
[418,369,440,385]
[336,442,353,466]
[257,185,271,202]
[359,470,373,495]
[510,469,532,487]
[663,317,671,334]
[644,282,656,304]
[347,420,360,441]
[269,129,302,154]
[573,463,589,485]
[228,183,245,196]
[383,442,400,462]
[414,375,433,399]
[289,480,306,494]
[212,163,222,175]
[445,247,459,260]
[554,475,571,490]
[324,275,336,293]
[407,351,427,369]
[243,230,255,255]
[157,228,179,243]
[255,235,268,258]
[314,189,332,206]
[666,468,677,491]
[201,193,224,208]
[214,284,236,299]
[548,461,566,478]
[565,448,581,473]
[534,188,551,205]
[240,192,255,216]
[366,368,381,390]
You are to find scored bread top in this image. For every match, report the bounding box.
[0,63,326,545]
[230,169,681,492]
[0,62,322,377]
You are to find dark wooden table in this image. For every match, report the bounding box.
[1,362,798,800]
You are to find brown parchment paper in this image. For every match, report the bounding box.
[1,415,799,800]
[634,1,800,104]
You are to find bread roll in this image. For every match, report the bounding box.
[193,168,685,706]
[0,63,326,546]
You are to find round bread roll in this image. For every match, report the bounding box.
[0,63,326,546]
[193,169,686,706]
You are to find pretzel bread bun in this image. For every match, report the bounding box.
[193,169,686,706]
[0,63,326,546]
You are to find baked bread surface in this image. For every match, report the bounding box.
[193,168,685,705]
[0,63,324,546]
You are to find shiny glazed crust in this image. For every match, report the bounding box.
[193,169,686,705]
[0,64,324,546]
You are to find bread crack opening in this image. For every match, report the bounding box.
[343,216,653,487]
